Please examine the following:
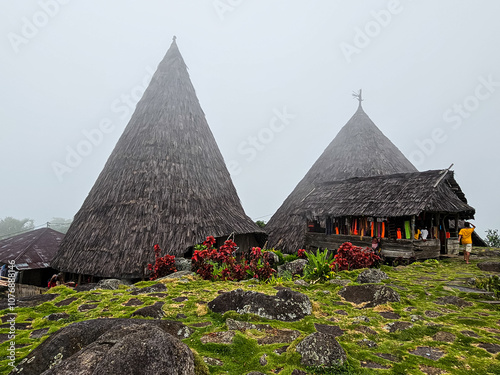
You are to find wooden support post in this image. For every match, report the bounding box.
[77,274,82,285]
[411,215,416,241]
[454,215,459,237]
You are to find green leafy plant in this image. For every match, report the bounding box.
[304,248,334,282]
[485,229,500,247]
[475,275,500,298]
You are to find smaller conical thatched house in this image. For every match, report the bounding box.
[266,97,418,252]
[52,38,265,280]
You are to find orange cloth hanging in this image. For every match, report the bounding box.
[353,219,358,235]
[370,222,374,237]
[335,227,339,235]
[381,222,385,238]
[397,228,402,239]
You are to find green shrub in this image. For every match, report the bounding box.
[304,248,334,282]
[485,229,500,247]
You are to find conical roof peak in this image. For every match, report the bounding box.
[266,99,418,252]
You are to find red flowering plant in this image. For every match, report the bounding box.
[330,242,381,272]
[297,249,306,259]
[191,237,275,282]
[192,236,250,281]
[147,244,177,280]
[246,247,276,281]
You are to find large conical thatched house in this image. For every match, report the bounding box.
[52,38,265,279]
[266,96,418,252]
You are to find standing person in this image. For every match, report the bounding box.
[371,236,380,253]
[458,222,476,264]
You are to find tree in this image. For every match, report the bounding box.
[48,217,73,234]
[485,229,500,248]
[0,217,35,239]
[256,220,266,228]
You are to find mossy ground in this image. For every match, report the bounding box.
[1,249,499,375]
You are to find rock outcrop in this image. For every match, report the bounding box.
[208,288,312,321]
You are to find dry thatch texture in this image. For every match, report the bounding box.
[266,104,418,252]
[52,39,265,279]
[0,228,64,270]
[299,170,475,220]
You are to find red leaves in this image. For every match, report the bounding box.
[147,244,177,280]
[330,242,381,272]
[297,249,306,259]
[191,237,275,282]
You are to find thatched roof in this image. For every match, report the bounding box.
[266,103,418,252]
[0,228,64,270]
[52,38,265,279]
[299,169,475,220]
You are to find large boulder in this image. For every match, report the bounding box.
[356,269,388,284]
[208,288,312,321]
[296,332,347,366]
[11,318,194,375]
[338,285,400,308]
[477,261,500,272]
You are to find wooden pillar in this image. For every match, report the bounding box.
[454,215,459,237]
[411,215,416,241]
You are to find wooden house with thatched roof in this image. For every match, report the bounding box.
[299,169,476,259]
[266,94,476,258]
[52,37,265,280]
[0,228,64,287]
[266,93,418,253]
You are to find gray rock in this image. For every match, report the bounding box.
[175,257,192,272]
[93,279,123,290]
[339,284,400,308]
[356,269,388,284]
[11,318,194,375]
[130,283,168,295]
[257,329,301,345]
[294,279,309,287]
[353,316,370,323]
[44,313,69,321]
[158,270,196,280]
[259,354,268,366]
[208,288,312,322]
[383,321,413,332]
[203,357,224,366]
[409,346,445,360]
[329,279,350,286]
[477,261,500,272]
[278,259,308,277]
[296,332,347,367]
[357,339,377,348]
[314,323,344,337]
[434,296,473,308]
[131,301,165,319]
[200,331,235,344]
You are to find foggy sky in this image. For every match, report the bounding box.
[1,1,499,239]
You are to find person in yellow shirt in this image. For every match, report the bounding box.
[458,222,476,264]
